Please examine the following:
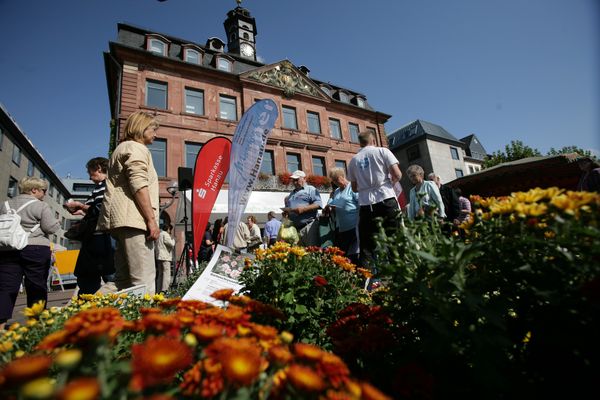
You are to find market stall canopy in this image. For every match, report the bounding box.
[447,153,584,197]
[176,190,329,226]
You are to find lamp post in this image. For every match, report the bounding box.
[160,181,179,213]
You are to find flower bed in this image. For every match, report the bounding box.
[0,290,390,399]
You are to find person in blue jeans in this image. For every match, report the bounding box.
[0,177,60,329]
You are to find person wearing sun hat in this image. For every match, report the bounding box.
[283,170,322,246]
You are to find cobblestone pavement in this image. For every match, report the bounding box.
[7,287,76,326]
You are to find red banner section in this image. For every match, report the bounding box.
[192,137,231,258]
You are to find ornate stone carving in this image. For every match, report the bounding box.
[246,61,321,98]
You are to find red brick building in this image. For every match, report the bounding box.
[103,4,391,228]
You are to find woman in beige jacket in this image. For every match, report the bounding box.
[97,111,160,294]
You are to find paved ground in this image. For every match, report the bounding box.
[7,287,76,326]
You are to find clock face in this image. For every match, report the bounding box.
[240,43,254,57]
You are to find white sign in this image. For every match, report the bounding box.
[182,245,252,305]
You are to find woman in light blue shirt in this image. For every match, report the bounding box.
[406,164,445,221]
[326,168,359,263]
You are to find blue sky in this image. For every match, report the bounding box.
[1,0,598,178]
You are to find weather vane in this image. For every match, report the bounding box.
[236,0,242,6]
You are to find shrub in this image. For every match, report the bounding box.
[330,188,600,398]
[239,242,371,347]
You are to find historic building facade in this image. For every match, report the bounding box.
[0,103,72,249]
[103,4,391,227]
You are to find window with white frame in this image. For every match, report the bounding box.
[148,38,167,56]
[260,150,275,175]
[282,106,298,130]
[146,80,167,109]
[329,118,342,140]
[219,95,237,120]
[185,88,204,115]
[217,57,232,72]
[348,123,359,143]
[185,48,201,64]
[185,142,202,169]
[148,139,167,177]
[286,153,301,173]
[12,145,21,166]
[450,147,460,160]
[356,97,365,108]
[307,111,321,134]
[312,156,326,177]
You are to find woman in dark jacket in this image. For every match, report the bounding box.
[64,157,115,294]
[0,177,60,329]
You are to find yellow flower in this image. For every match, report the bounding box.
[27,319,38,327]
[20,377,55,399]
[523,331,532,344]
[0,341,14,352]
[55,349,82,370]
[23,300,46,318]
[45,319,55,325]
[280,331,294,344]
[15,350,25,358]
[184,333,198,347]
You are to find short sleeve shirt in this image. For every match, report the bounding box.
[285,185,322,228]
[328,184,359,232]
[347,146,399,206]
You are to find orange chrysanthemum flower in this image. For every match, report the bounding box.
[158,297,182,308]
[268,345,293,365]
[36,329,69,350]
[175,310,196,326]
[176,300,213,314]
[130,336,193,390]
[180,361,203,396]
[360,382,392,400]
[250,323,278,340]
[2,354,52,384]
[220,346,262,386]
[57,377,100,400]
[211,288,235,301]
[294,343,325,361]
[63,308,125,343]
[139,313,181,335]
[191,323,225,341]
[287,364,326,392]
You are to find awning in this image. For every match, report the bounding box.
[176,190,328,226]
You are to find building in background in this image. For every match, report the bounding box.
[0,103,72,249]
[387,119,488,194]
[103,3,391,231]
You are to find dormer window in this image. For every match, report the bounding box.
[354,96,366,108]
[146,35,169,56]
[214,55,233,72]
[320,85,332,96]
[336,91,350,103]
[183,47,202,65]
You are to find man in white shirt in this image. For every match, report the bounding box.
[347,131,402,272]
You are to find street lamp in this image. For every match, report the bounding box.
[160,181,179,212]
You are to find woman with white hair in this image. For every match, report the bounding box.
[406,164,445,221]
[326,167,359,263]
[0,177,60,329]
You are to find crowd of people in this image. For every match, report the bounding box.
[1,115,599,326]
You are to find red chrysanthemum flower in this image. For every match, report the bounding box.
[313,275,329,287]
[180,361,203,396]
[36,329,69,350]
[220,345,262,386]
[268,345,293,365]
[139,313,181,336]
[191,323,225,342]
[130,336,193,390]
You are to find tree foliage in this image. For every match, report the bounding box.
[483,141,594,169]
[483,140,542,169]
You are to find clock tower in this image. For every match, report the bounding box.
[224,0,257,61]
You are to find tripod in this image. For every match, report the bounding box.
[172,191,195,287]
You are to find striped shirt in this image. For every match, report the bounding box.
[85,180,106,219]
